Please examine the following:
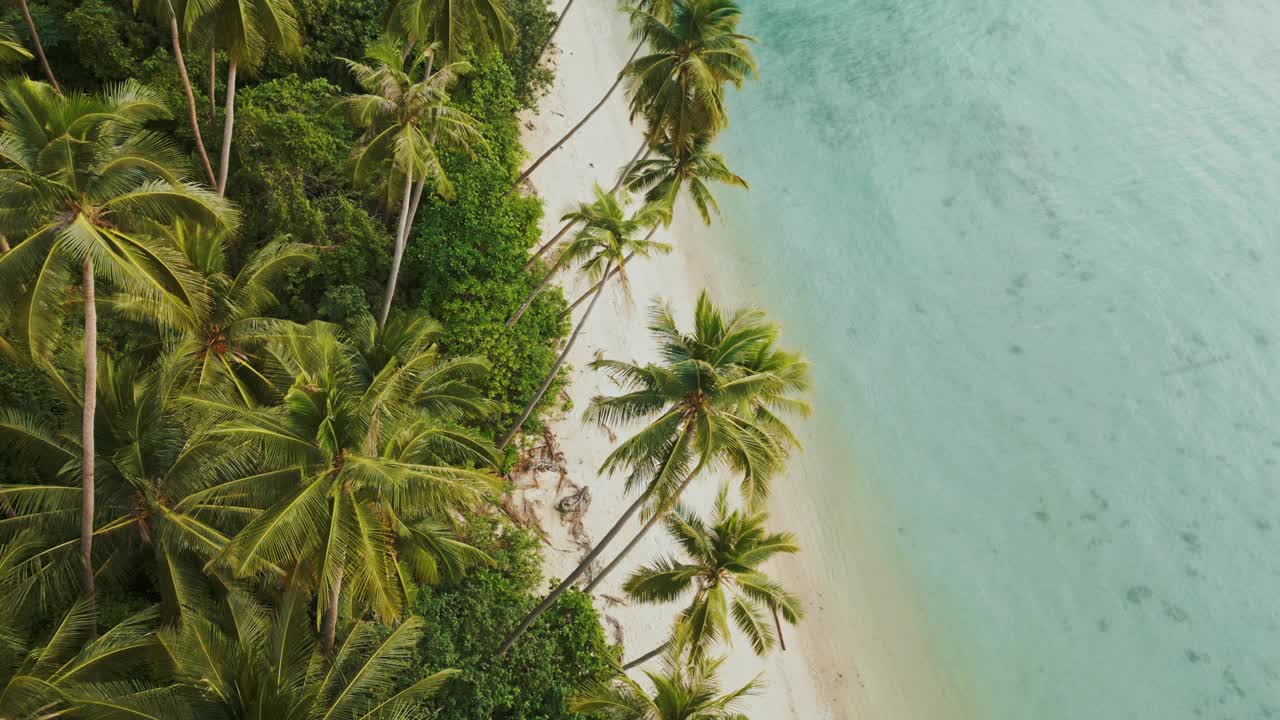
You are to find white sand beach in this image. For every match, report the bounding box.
[509,2,962,717]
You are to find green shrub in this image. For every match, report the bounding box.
[402,56,569,429]
[409,517,616,720]
[503,0,556,109]
[63,0,154,83]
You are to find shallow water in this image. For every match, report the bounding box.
[712,1,1280,716]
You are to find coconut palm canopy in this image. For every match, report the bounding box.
[586,290,810,508]
[161,591,458,718]
[624,0,757,147]
[624,485,803,658]
[194,320,500,644]
[0,78,237,362]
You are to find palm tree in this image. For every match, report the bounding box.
[339,36,486,328]
[625,0,756,150]
[0,21,31,65]
[493,292,806,656]
[384,0,513,63]
[0,585,190,720]
[570,623,759,720]
[132,0,218,186]
[193,0,302,195]
[565,131,745,314]
[107,222,315,403]
[580,294,809,592]
[0,353,260,621]
[0,78,238,616]
[13,0,55,91]
[497,189,670,448]
[198,321,500,653]
[620,486,802,669]
[161,591,457,718]
[508,184,663,328]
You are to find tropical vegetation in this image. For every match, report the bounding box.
[0,0,808,716]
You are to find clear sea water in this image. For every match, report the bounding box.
[710,1,1280,716]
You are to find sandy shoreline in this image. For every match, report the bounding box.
[509,2,955,717]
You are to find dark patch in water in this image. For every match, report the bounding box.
[1186,649,1209,664]
[1090,490,1110,511]
[1034,510,1050,524]
[1181,531,1202,553]
[1126,586,1153,605]
[1097,619,1110,632]
[1224,668,1246,699]
[1163,601,1189,622]
[1009,343,1023,355]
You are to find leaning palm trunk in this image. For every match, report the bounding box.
[521,141,647,275]
[18,0,57,92]
[496,473,652,657]
[80,260,97,621]
[623,640,668,670]
[531,0,575,70]
[506,251,568,327]
[583,471,694,592]
[563,255,627,316]
[216,61,238,195]
[169,13,217,186]
[499,259,613,449]
[512,41,643,194]
[0,235,10,253]
[772,605,787,651]
[379,173,418,328]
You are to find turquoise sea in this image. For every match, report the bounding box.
[710,1,1280,716]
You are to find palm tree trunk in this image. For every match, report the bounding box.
[0,235,9,253]
[523,216,577,272]
[216,61,237,196]
[623,640,668,670]
[17,0,57,93]
[80,260,97,623]
[498,260,612,450]
[563,222,657,317]
[379,173,417,328]
[506,251,568,328]
[512,40,642,193]
[563,257,622,316]
[532,0,575,69]
[321,568,343,656]
[521,140,647,273]
[496,476,651,657]
[169,14,216,187]
[584,471,694,592]
[772,605,787,651]
[207,47,216,123]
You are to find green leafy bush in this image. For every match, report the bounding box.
[403,56,569,428]
[409,517,616,720]
[63,0,155,83]
[224,74,393,317]
[503,0,556,109]
[262,0,385,86]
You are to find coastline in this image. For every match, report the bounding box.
[511,2,955,716]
